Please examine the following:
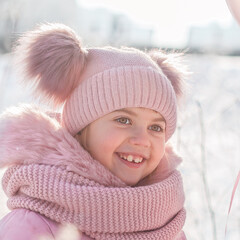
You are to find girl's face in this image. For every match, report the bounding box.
[76,107,166,186]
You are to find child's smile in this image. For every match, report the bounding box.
[116,152,147,169]
[117,152,147,164]
[76,107,166,186]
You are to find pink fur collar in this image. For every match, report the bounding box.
[0,104,182,187]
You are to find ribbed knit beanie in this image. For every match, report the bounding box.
[15,23,187,140]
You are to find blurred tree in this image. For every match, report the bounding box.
[0,0,80,53]
[0,0,21,53]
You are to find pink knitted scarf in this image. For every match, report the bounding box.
[0,105,186,239]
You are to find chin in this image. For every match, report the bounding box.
[120,176,141,186]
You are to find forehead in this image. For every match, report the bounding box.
[113,107,164,120]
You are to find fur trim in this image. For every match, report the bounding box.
[148,50,189,101]
[14,23,88,106]
[0,104,125,187]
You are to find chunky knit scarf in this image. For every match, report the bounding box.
[0,105,186,240]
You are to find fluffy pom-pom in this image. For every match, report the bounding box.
[14,23,88,106]
[148,50,189,101]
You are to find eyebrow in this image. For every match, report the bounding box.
[113,108,166,123]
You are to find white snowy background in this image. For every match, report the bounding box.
[0,0,240,240]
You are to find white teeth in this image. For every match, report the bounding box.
[127,155,133,162]
[119,154,143,163]
[134,158,142,163]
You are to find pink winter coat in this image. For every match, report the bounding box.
[0,208,186,240]
[0,209,92,240]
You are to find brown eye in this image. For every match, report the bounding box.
[149,125,162,132]
[116,117,131,125]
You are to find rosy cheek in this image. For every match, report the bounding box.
[102,133,119,149]
[153,139,165,154]
[100,129,123,151]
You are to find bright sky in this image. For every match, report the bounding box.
[77,0,234,47]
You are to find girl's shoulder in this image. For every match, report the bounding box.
[0,208,59,240]
[0,209,92,240]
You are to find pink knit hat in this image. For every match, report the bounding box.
[15,23,186,140]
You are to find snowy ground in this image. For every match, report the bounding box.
[0,53,239,240]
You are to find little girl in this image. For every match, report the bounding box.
[0,23,187,240]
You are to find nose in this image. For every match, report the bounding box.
[128,128,151,148]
